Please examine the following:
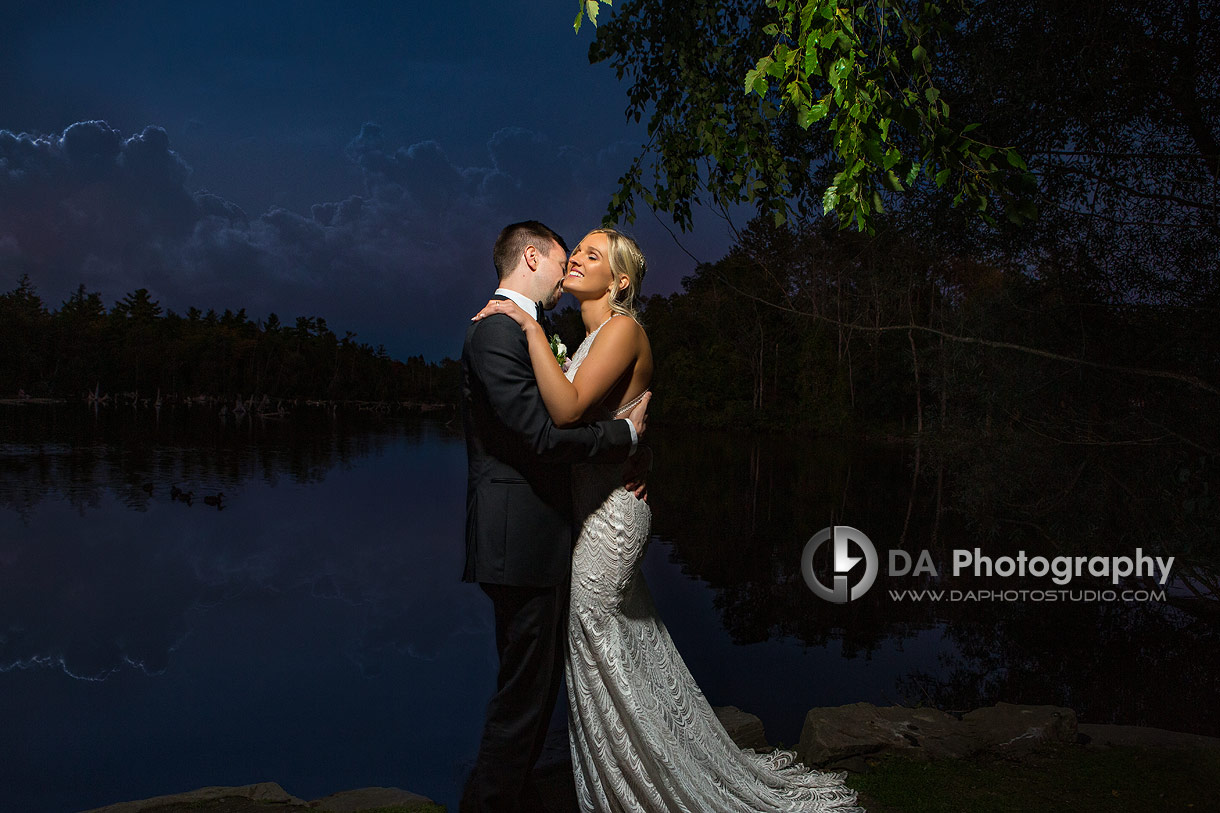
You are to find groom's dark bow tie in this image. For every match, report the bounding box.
[535,301,555,334]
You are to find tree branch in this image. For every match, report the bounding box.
[709,273,1220,396]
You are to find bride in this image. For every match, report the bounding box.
[473,229,863,813]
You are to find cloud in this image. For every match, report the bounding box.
[0,118,735,359]
[0,119,656,358]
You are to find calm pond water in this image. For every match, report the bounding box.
[1,405,1215,812]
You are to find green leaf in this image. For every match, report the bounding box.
[912,45,928,66]
[1005,150,1028,170]
[804,45,819,76]
[935,167,951,187]
[863,137,884,165]
[798,105,815,129]
[924,88,939,104]
[822,184,840,212]
[962,122,982,134]
[744,68,765,96]
[585,0,600,27]
[800,2,817,30]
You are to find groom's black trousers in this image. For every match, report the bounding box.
[461,579,568,813]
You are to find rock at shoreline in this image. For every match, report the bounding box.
[713,705,770,751]
[798,701,1078,770]
[310,786,438,811]
[82,782,307,812]
[1078,723,1220,750]
[78,706,1218,813]
[81,781,438,813]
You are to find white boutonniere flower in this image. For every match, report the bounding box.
[549,333,568,368]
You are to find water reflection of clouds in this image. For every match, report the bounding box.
[0,492,228,679]
[0,425,474,683]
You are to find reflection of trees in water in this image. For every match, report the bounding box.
[0,404,450,518]
[649,426,1219,734]
[901,599,1220,736]
[649,428,942,655]
[0,407,466,680]
[925,418,1220,608]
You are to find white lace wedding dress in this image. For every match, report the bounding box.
[563,317,864,813]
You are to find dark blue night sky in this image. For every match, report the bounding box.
[0,1,735,359]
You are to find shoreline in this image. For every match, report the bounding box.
[81,703,1220,813]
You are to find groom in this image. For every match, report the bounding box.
[459,220,649,813]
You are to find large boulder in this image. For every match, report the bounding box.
[83,782,307,812]
[798,702,1077,769]
[1078,723,1220,750]
[309,786,436,811]
[960,702,1078,755]
[714,705,771,751]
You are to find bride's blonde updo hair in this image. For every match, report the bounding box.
[588,228,646,321]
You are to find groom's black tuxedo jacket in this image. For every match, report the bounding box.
[461,299,633,587]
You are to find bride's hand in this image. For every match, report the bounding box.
[471,298,533,330]
[625,391,651,439]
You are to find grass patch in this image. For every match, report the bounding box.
[847,743,1220,812]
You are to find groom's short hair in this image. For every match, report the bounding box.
[494,221,568,280]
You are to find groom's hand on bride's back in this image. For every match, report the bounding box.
[623,392,653,500]
[622,445,652,501]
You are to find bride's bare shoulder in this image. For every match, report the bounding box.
[597,314,647,346]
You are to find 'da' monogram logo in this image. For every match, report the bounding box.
[801,526,879,603]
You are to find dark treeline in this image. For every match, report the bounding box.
[547,214,1216,441]
[0,278,459,405]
